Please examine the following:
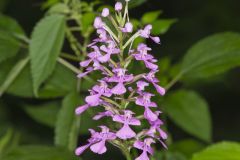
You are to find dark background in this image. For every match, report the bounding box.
[1,0,240,146]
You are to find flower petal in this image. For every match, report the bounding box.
[90,140,107,154]
[111,82,126,95]
[75,143,91,156]
[135,151,149,160]
[85,94,101,106]
[116,124,136,139]
[75,104,89,115]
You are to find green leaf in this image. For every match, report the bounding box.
[0,31,21,63]
[152,19,177,35]
[81,12,95,36]
[192,142,240,160]
[0,129,20,158]
[0,57,29,96]
[141,11,162,24]
[0,54,77,98]
[30,14,65,95]
[47,3,70,15]
[2,145,78,160]
[55,92,81,150]
[23,101,60,127]
[0,14,24,35]
[181,32,240,81]
[163,90,212,142]
[169,139,205,158]
[152,151,187,160]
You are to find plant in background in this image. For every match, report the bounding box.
[74,1,167,159]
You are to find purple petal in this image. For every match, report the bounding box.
[158,128,168,140]
[153,83,166,96]
[75,144,91,156]
[115,2,122,11]
[128,118,141,126]
[98,53,111,63]
[116,124,136,140]
[144,107,158,121]
[85,94,101,106]
[135,151,149,160]
[133,140,144,150]
[111,82,126,95]
[101,8,109,17]
[75,104,89,115]
[137,81,149,91]
[80,59,92,67]
[113,115,125,123]
[144,61,158,70]
[150,36,161,44]
[90,140,107,154]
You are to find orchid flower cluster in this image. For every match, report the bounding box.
[75,1,167,159]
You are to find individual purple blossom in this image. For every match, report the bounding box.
[121,22,133,33]
[137,81,149,91]
[115,2,123,11]
[144,71,166,96]
[99,41,120,62]
[94,17,105,29]
[102,8,109,17]
[80,46,102,68]
[132,43,158,70]
[113,110,141,139]
[134,138,155,160]
[146,111,168,148]
[75,126,116,155]
[139,25,161,44]
[135,92,158,122]
[107,68,133,95]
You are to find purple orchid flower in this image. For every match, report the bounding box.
[80,46,102,68]
[107,68,133,95]
[137,81,149,91]
[134,138,155,160]
[132,43,158,70]
[99,41,120,62]
[102,8,109,17]
[94,17,105,29]
[75,126,116,155]
[121,22,133,33]
[113,110,141,139]
[139,25,161,44]
[115,2,122,11]
[144,71,166,96]
[135,92,158,122]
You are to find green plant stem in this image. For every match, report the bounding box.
[60,53,80,61]
[65,27,82,56]
[57,57,93,82]
[164,72,183,91]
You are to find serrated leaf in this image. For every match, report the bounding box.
[181,32,240,81]
[141,11,162,24]
[55,92,81,150]
[152,19,177,35]
[192,142,240,160]
[30,14,65,95]
[2,145,79,160]
[0,53,77,98]
[23,101,60,127]
[163,90,212,142]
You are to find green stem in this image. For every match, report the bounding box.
[164,72,183,91]
[60,53,80,61]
